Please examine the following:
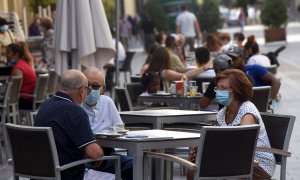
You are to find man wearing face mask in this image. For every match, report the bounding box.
[82,67,133,180]
[34,69,117,179]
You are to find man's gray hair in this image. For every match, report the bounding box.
[84,67,105,84]
[60,69,85,90]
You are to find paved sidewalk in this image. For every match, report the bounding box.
[1,22,300,180]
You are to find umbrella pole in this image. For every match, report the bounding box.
[115,0,120,87]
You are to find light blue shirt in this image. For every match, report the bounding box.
[82,95,123,133]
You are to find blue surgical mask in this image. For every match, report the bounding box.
[85,89,100,106]
[0,25,9,32]
[215,90,232,106]
[9,58,17,65]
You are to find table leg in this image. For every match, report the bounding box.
[129,146,144,180]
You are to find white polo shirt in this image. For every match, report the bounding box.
[82,95,123,133]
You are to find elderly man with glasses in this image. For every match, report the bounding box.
[82,67,133,180]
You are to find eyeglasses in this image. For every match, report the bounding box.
[88,83,105,90]
[82,86,92,95]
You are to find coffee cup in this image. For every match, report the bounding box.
[114,123,125,132]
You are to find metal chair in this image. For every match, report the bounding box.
[19,74,49,125]
[130,75,142,83]
[265,65,278,75]
[47,69,60,97]
[192,76,215,93]
[9,76,22,124]
[144,125,260,180]
[0,82,12,164]
[8,76,22,124]
[4,123,121,180]
[114,87,146,111]
[125,82,144,106]
[251,86,271,112]
[29,111,38,126]
[258,113,296,180]
[120,51,135,83]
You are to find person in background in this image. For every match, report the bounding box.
[140,71,167,107]
[188,69,276,180]
[219,32,231,53]
[194,47,215,77]
[104,28,126,91]
[34,69,115,180]
[119,15,132,50]
[7,43,37,110]
[176,4,201,51]
[199,54,232,110]
[140,43,160,75]
[165,35,185,73]
[171,33,187,62]
[203,33,221,60]
[233,32,245,48]
[140,71,161,96]
[238,7,246,33]
[226,45,280,109]
[154,32,166,46]
[0,17,16,64]
[141,15,156,52]
[145,46,211,89]
[28,14,41,37]
[40,17,54,67]
[82,67,133,180]
[0,17,16,47]
[244,35,271,67]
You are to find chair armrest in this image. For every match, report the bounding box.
[20,93,36,98]
[256,146,291,157]
[59,155,120,171]
[144,151,197,170]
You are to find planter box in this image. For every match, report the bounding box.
[264,28,286,43]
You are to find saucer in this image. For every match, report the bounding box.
[117,129,129,134]
[94,132,123,138]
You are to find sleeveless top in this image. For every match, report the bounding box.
[13,59,37,94]
[216,101,276,176]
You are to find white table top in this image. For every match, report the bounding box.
[120,109,216,117]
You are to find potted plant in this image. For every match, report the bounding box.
[260,0,288,43]
[197,0,223,34]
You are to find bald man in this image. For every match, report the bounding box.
[34,69,106,180]
[82,67,133,180]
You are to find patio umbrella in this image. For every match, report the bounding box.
[54,0,115,76]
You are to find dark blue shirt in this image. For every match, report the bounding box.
[243,64,268,86]
[28,23,41,36]
[34,92,96,180]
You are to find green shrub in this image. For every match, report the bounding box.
[197,0,222,33]
[141,0,169,32]
[260,0,288,28]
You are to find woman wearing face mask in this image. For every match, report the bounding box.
[215,69,275,179]
[7,43,37,110]
[0,17,16,64]
[0,17,15,46]
[188,69,276,180]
